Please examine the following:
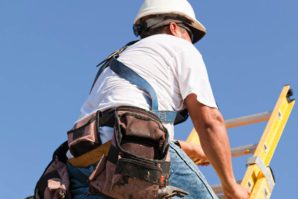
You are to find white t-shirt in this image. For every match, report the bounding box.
[78,34,217,142]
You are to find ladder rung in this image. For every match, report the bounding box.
[231,144,257,158]
[225,112,271,128]
[195,144,257,165]
[186,112,271,144]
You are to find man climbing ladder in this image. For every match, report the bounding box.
[34,0,249,198]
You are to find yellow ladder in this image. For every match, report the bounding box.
[186,85,295,199]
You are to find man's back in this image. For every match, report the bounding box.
[79,34,217,140]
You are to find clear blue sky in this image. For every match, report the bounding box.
[1,1,297,198]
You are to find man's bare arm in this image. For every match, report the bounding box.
[184,94,249,199]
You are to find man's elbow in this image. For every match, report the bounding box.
[200,110,226,133]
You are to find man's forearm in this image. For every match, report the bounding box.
[184,94,238,189]
[196,122,237,189]
[185,94,248,198]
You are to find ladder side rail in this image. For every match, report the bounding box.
[248,170,275,199]
[241,85,295,198]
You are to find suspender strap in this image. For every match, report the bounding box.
[152,111,178,124]
[90,40,189,124]
[90,40,139,93]
[110,58,178,124]
[110,58,158,111]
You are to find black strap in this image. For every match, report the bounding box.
[107,145,119,164]
[174,109,189,125]
[53,141,69,163]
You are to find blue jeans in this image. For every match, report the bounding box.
[67,141,217,199]
[168,142,218,199]
[67,163,106,199]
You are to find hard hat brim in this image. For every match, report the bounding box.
[171,11,207,43]
[188,19,206,43]
[134,11,206,43]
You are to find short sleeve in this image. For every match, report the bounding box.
[176,45,217,108]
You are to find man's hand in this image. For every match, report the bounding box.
[178,140,209,166]
[223,183,250,199]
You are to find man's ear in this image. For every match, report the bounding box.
[169,22,179,36]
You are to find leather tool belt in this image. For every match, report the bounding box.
[87,106,171,199]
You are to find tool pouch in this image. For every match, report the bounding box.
[35,142,71,199]
[89,106,170,199]
[67,111,101,157]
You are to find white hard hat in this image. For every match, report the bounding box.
[133,0,206,43]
